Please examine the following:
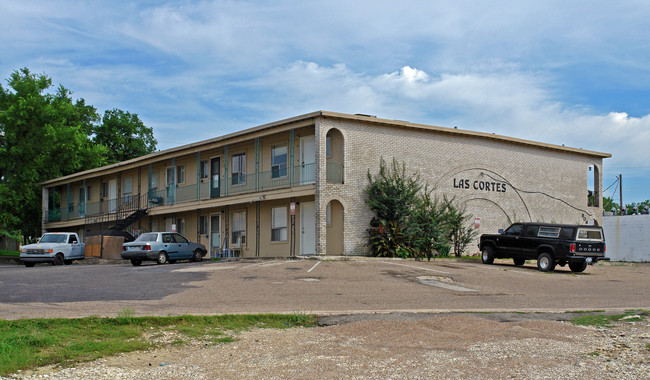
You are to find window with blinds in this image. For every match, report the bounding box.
[271,206,287,241]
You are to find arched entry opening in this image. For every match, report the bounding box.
[326,128,344,183]
[326,199,344,255]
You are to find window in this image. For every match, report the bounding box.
[525,225,539,236]
[200,160,209,179]
[100,182,108,199]
[271,144,287,178]
[232,153,246,185]
[577,228,603,241]
[559,228,574,239]
[151,172,159,190]
[199,215,208,235]
[271,207,287,241]
[232,210,246,245]
[538,226,560,238]
[123,177,133,202]
[177,165,185,184]
[505,224,523,235]
[86,186,92,201]
[173,233,188,243]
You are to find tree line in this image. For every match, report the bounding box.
[0,68,157,242]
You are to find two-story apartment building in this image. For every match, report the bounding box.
[40,111,610,257]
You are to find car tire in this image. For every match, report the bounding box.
[481,246,495,264]
[569,260,588,273]
[52,254,64,266]
[192,249,203,262]
[513,258,526,266]
[537,252,556,272]
[131,259,142,266]
[156,252,168,265]
[24,262,35,267]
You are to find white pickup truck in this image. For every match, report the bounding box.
[20,232,85,267]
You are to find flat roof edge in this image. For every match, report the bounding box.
[40,110,610,186]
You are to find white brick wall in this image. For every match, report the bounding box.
[319,117,605,256]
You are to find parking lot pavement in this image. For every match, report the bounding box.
[0,258,648,319]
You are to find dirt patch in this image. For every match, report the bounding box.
[9,313,649,379]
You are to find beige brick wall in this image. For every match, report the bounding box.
[318,117,604,256]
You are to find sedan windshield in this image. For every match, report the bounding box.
[135,233,159,242]
[39,234,68,243]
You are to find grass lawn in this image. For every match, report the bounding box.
[0,311,317,376]
[0,250,19,257]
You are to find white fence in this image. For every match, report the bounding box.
[602,215,650,262]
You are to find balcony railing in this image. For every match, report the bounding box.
[44,162,343,223]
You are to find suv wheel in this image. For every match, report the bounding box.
[569,260,587,273]
[513,258,526,266]
[537,252,556,272]
[481,246,495,264]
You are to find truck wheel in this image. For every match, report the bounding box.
[64,260,73,265]
[130,259,142,266]
[24,262,35,267]
[537,252,556,272]
[481,246,495,264]
[52,254,64,266]
[156,252,168,265]
[513,258,526,266]
[192,249,203,262]
[569,260,588,273]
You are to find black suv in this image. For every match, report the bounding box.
[479,223,609,272]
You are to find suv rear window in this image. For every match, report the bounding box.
[577,229,603,241]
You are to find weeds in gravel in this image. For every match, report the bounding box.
[570,310,648,327]
[0,312,317,376]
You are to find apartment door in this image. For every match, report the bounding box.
[300,201,316,255]
[108,179,117,213]
[210,157,221,198]
[209,214,221,258]
[300,135,315,185]
[165,167,175,204]
[78,187,86,217]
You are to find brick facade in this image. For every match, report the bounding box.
[318,115,606,256]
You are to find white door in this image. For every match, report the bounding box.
[108,179,117,213]
[209,214,221,258]
[300,201,316,255]
[300,135,315,185]
[165,217,173,232]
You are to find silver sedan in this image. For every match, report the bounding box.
[122,232,207,266]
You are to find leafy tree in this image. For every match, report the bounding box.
[1,68,109,239]
[93,109,157,164]
[364,158,475,259]
[439,196,478,257]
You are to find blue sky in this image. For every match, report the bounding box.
[1,0,649,204]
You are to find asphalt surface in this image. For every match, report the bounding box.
[0,257,648,320]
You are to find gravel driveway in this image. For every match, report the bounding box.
[7,313,649,379]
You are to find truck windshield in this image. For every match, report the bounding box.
[39,234,68,243]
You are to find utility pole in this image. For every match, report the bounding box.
[619,174,623,215]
